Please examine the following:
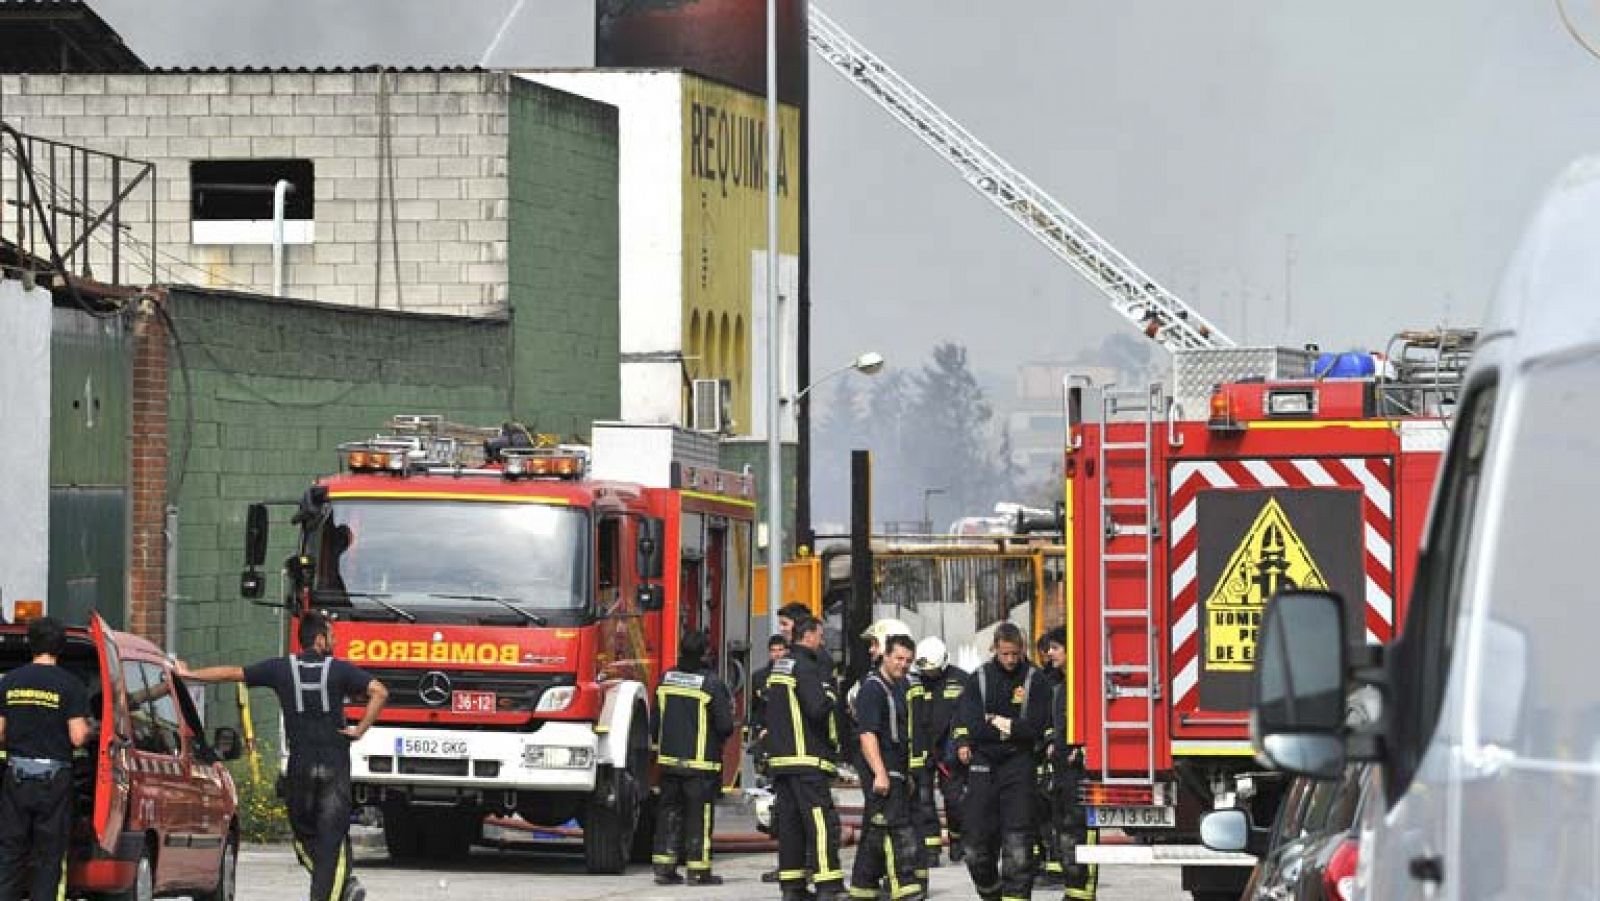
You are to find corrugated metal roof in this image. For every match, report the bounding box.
[0,0,146,72]
[143,65,490,74]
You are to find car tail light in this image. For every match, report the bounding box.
[1324,837,1359,901]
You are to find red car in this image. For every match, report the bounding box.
[0,615,240,900]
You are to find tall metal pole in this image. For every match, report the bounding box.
[765,0,784,634]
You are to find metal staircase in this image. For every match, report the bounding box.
[809,7,1233,353]
[1094,384,1161,784]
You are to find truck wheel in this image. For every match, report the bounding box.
[583,773,632,874]
[626,716,655,865]
[382,806,422,861]
[629,793,657,864]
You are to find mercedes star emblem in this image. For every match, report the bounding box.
[417,671,452,707]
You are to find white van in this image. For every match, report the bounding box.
[1202,156,1600,900]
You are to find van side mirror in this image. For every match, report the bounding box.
[637,517,665,581]
[1199,808,1247,853]
[212,726,242,761]
[1251,590,1348,779]
[1199,807,1269,858]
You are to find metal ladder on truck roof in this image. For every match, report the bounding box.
[808,6,1233,352]
[1096,384,1161,785]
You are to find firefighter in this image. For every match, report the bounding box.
[1034,628,1068,888]
[749,633,790,772]
[759,619,803,886]
[651,630,735,886]
[848,633,923,901]
[911,635,968,865]
[765,616,846,901]
[777,602,812,642]
[0,616,90,901]
[953,622,1050,901]
[180,612,388,901]
[1048,648,1097,901]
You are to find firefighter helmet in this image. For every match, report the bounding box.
[914,636,948,674]
[860,617,914,647]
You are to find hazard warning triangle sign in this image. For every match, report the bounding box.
[1204,497,1328,672]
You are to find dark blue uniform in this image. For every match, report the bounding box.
[952,660,1051,901]
[848,671,923,900]
[244,653,373,901]
[0,663,88,901]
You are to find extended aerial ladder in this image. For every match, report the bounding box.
[808,7,1233,353]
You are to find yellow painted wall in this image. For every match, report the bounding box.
[680,74,801,435]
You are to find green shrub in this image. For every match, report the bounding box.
[229,759,290,844]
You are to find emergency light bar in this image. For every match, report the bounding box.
[501,446,588,481]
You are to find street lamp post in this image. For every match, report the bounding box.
[765,0,784,636]
[766,351,885,632]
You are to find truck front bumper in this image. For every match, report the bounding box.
[350,723,598,792]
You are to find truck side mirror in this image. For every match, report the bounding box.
[244,503,269,567]
[1251,589,1348,779]
[637,517,665,581]
[637,583,663,612]
[241,503,270,599]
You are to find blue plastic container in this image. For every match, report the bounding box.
[1310,352,1375,379]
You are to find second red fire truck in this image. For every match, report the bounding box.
[1054,338,1468,899]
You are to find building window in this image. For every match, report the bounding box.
[190,159,315,245]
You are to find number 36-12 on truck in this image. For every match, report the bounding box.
[235,417,758,873]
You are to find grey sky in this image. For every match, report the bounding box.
[94,0,1600,389]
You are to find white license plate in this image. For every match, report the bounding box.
[396,736,469,758]
[1089,805,1175,828]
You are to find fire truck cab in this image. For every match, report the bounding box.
[238,417,757,873]
[1060,338,1468,899]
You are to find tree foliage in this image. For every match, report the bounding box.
[813,342,1017,531]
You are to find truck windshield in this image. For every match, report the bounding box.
[316,500,588,612]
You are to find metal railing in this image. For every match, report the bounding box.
[0,122,156,292]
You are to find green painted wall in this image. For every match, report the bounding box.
[507,79,620,440]
[166,288,513,752]
[50,308,130,629]
[720,439,798,557]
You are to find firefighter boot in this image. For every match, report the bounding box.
[687,869,723,886]
[654,865,685,886]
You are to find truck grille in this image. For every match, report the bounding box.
[367,668,571,712]
[398,757,469,777]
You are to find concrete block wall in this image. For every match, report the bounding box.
[507,78,620,440]
[0,71,511,316]
[162,286,514,751]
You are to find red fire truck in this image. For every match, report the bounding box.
[237,416,758,873]
[1056,341,1466,899]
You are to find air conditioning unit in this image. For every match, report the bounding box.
[690,378,732,433]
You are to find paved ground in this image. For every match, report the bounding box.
[233,842,1186,901]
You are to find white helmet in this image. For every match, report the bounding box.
[860,618,914,649]
[914,636,948,674]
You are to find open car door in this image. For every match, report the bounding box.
[89,614,130,855]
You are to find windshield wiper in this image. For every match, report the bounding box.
[314,589,416,623]
[428,593,548,626]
